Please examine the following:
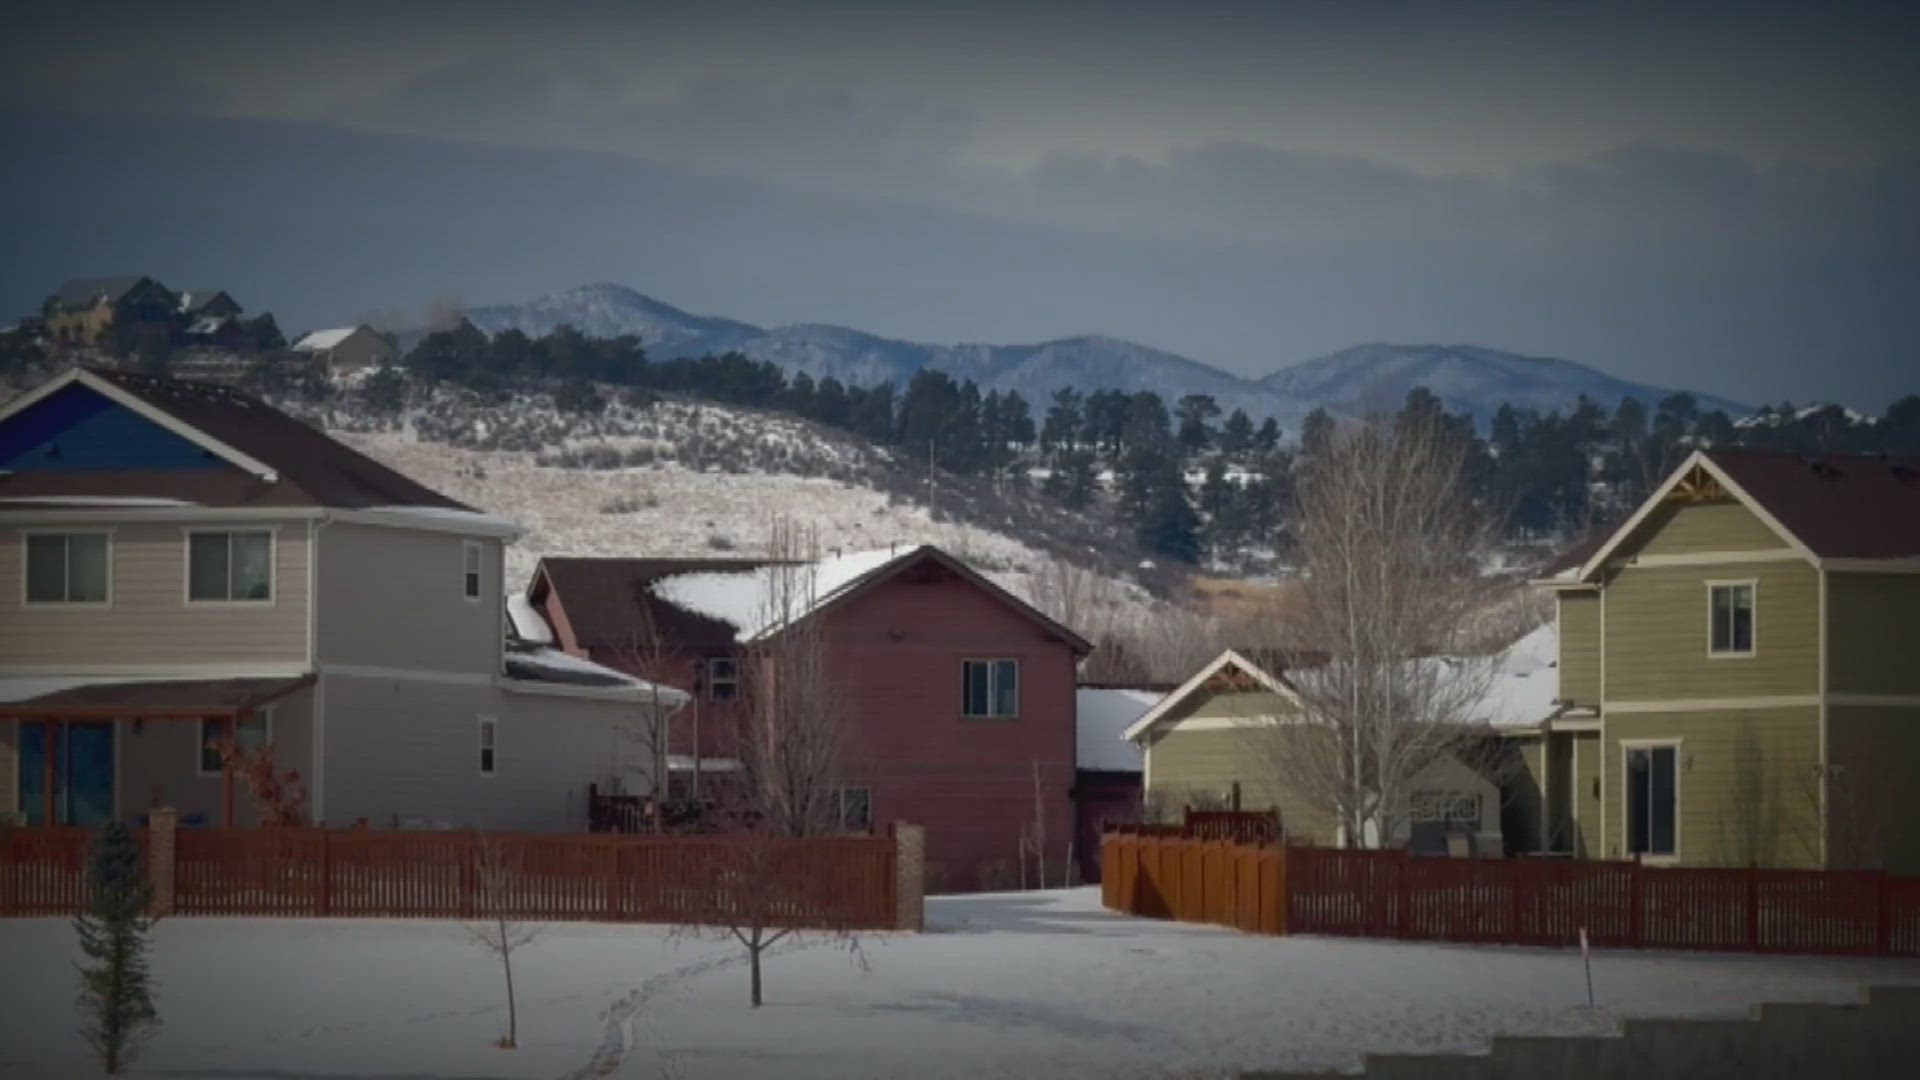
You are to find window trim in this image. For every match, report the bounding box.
[706,656,739,702]
[462,540,483,603]
[182,526,278,607]
[1705,579,1757,658]
[478,715,497,777]
[19,528,114,608]
[831,785,873,832]
[1620,738,1682,864]
[197,708,273,778]
[960,657,1021,719]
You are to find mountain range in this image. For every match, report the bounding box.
[465,283,1750,429]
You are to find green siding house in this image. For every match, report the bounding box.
[1515,448,1920,873]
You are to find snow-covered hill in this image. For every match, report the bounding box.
[463,284,1749,431]
[1260,344,1749,428]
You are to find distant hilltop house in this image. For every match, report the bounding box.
[42,276,179,346]
[292,324,396,372]
[176,289,246,347]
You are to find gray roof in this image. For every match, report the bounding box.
[178,289,237,314]
[51,276,155,310]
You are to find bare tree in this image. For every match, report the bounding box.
[1246,415,1510,848]
[601,604,683,831]
[462,837,542,1049]
[1018,759,1048,889]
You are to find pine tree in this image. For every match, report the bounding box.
[74,822,158,1075]
[1136,479,1201,563]
[1219,408,1254,458]
[1255,415,1282,453]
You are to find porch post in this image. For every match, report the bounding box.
[223,712,238,828]
[43,718,59,826]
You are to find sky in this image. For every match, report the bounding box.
[2,0,1916,409]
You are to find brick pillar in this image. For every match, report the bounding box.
[892,821,925,932]
[148,806,177,916]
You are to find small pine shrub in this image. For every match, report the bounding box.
[74,821,159,1074]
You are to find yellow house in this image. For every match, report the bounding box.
[1514,448,1920,872]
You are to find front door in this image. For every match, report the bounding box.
[16,721,116,826]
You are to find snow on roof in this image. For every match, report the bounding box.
[292,327,358,351]
[650,547,908,641]
[354,505,523,536]
[1470,620,1560,729]
[506,592,554,645]
[1076,688,1159,772]
[0,495,201,507]
[501,646,687,703]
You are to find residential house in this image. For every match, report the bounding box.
[1072,682,1164,882]
[0,368,681,830]
[292,325,396,372]
[1123,646,1524,855]
[178,289,246,347]
[1511,448,1920,872]
[526,547,1092,889]
[43,276,179,347]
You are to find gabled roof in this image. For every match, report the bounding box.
[0,368,474,512]
[534,545,1093,655]
[178,289,239,315]
[50,276,155,310]
[1121,649,1299,743]
[1575,448,1920,579]
[293,325,369,351]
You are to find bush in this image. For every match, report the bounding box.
[705,533,736,551]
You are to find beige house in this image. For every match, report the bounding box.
[1511,448,1920,873]
[291,324,396,372]
[43,276,179,346]
[0,367,683,829]
[1122,649,1507,854]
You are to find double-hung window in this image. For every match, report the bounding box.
[962,659,1019,718]
[199,710,271,775]
[189,530,273,602]
[1708,582,1754,656]
[707,657,739,702]
[24,532,109,604]
[1625,744,1678,858]
[478,716,497,776]
[831,786,873,832]
[462,541,482,601]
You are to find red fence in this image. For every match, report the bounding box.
[3,827,900,930]
[1101,832,1920,958]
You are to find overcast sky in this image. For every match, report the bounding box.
[3,0,1916,409]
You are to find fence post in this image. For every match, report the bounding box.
[318,829,332,917]
[460,830,478,920]
[1395,850,1411,938]
[892,822,924,932]
[607,840,627,922]
[1628,858,1644,948]
[1746,868,1761,951]
[148,807,177,916]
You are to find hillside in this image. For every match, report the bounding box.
[463,283,1751,430]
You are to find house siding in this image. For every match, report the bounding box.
[1570,731,1600,858]
[1825,704,1920,874]
[1506,734,1546,853]
[1625,498,1792,556]
[114,690,313,827]
[1558,590,1601,706]
[313,521,503,675]
[1826,573,1920,695]
[0,720,15,817]
[1601,560,1819,702]
[0,520,309,670]
[1602,706,1822,868]
[1143,722,1339,844]
[318,672,641,830]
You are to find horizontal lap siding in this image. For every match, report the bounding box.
[117,688,314,826]
[1604,708,1822,868]
[1143,721,1338,845]
[1558,592,1601,706]
[314,522,501,675]
[1627,499,1791,556]
[1571,732,1600,858]
[1826,705,1920,874]
[0,521,308,668]
[0,721,14,816]
[1827,574,1920,695]
[1603,561,1818,701]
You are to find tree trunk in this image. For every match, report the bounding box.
[749,944,763,1007]
[502,945,518,1047]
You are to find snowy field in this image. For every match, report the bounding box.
[3,889,1916,1080]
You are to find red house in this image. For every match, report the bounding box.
[524,545,1091,890]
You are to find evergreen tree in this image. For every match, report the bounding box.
[1219,408,1254,457]
[785,371,818,417]
[1175,394,1222,452]
[1043,449,1098,509]
[1197,457,1234,519]
[1042,387,1083,451]
[554,379,606,415]
[1122,391,1172,450]
[1254,415,1281,453]
[1883,395,1920,453]
[814,376,852,429]
[1136,480,1201,563]
[1298,408,1334,459]
[75,822,158,1075]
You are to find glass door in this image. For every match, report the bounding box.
[15,720,116,826]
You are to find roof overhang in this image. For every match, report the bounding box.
[0,672,315,719]
[1120,648,1300,743]
[1573,449,1817,582]
[0,369,281,483]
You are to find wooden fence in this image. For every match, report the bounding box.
[1101,832,1920,958]
[2,824,903,930]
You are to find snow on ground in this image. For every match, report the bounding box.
[3,888,1917,1080]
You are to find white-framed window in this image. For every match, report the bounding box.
[478,715,497,776]
[961,659,1019,718]
[198,710,271,775]
[1624,741,1680,859]
[831,786,873,832]
[1410,790,1480,826]
[187,529,274,603]
[1707,580,1755,656]
[462,540,482,601]
[22,530,110,605]
[707,656,739,702]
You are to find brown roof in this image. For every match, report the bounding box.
[532,556,779,650]
[0,369,472,511]
[1705,448,1920,559]
[0,676,312,717]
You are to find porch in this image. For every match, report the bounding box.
[0,675,314,828]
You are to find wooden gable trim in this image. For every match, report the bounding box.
[1575,450,1818,581]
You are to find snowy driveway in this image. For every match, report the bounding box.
[2,887,1917,1079]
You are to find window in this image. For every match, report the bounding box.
[1708,582,1754,655]
[24,532,109,604]
[707,657,739,702]
[199,711,270,775]
[478,716,497,776]
[462,541,482,601]
[962,659,1019,718]
[1625,744,1678,858]
[831,787,872,832]
[1410,790,1480,826]
[188,530,272,602]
